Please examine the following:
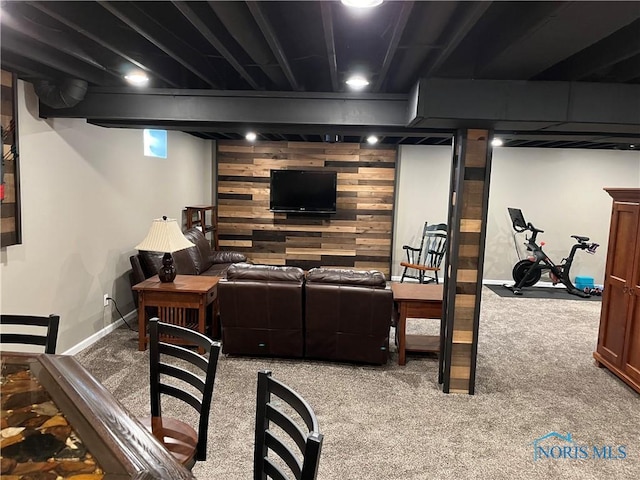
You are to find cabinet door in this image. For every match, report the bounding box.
[597,203,638,366]
[622,207,640,383]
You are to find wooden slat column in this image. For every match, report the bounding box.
[440,129,493,394]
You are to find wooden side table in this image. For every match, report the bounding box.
[391,283,444,365]
[133,275,221,351]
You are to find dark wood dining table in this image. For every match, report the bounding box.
[0,352,196,480]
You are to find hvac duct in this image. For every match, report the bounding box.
[33,78,88,109]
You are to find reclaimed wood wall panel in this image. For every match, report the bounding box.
[442,129,492,394]
[216,141,397,276]
[1,70,20,247]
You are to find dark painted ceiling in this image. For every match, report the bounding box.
[2,0,640,149]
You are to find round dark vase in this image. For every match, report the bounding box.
[158,252,176,282]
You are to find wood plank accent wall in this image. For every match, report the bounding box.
[441,129,492,394]
[1,70,21,247]
[216,141,397,276]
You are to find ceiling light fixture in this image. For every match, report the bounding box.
[346,75,370,90]
[341,0,383,8]
[124,71,149,87]
[245,132,257,142]
[491,138,504,147]
[366,135,379,145]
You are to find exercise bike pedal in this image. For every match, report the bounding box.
[503,284,524,295]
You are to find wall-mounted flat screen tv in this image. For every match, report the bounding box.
[270,169,337,213]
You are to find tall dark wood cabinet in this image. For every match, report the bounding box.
[593,188,640,394]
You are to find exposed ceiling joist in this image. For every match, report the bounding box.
[320,2,339,92]
[99,1,221,88]
[1,33,108,85]
[207,1,289,90]
[421,1,493,77]
[373,1,414,93]
[536,18,640,81]
[28,1,180,88]
[172,1,260,90]
[246,1,300,91]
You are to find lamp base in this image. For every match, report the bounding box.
[158,252,176,282]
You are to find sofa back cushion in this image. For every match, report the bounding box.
[183,227,213,274]
[227,263,305,282]
[306,267,387,288]
[138,248,197,276]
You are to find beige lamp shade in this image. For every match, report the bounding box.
[135,217,194,253]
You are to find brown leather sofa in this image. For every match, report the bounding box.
[218,263,392,364]
[218,263,305,358]
[305,268,393,365]
[130,227,248,286]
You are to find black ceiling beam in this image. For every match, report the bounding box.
[409,78,640,134]
[320,2,339,92]
[373,1,414,93]
[1,32,108,85]
[98,1,221,88]
[246,1,300,91]
[41,88,408,127]
[172,1,260,90]
[421,1,492,77]
[28,1,180,88]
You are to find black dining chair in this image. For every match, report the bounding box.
[254,370,323,480]
[139,318,221,470]
[0,314,60,354]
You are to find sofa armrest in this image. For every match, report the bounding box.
[210,251,247,264]
[130,255,148,286]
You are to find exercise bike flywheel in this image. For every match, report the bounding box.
[512,259,542,287]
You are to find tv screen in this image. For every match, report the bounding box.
[270,170,337,213]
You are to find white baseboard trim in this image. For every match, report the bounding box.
[63,310,137,356]
[390,276,566,289]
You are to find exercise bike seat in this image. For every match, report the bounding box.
[571,235,590,242]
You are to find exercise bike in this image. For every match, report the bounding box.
[504,208,599,297]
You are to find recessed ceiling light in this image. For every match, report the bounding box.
[491,138,504,147]
[366,135,378,145]
[245,132,257,142]
[346,75,370,90]
[630,144,636,149]
[341,0,383,8]
[124,71,149,86]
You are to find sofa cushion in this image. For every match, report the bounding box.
[306,268,387,288]
[226,263,304,282]
[212,251,248,264]
[183,227,214,274]
[138,248,198,276]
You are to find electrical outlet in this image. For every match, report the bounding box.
[103,294,110,307]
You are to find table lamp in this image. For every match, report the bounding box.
[135,216,195,282]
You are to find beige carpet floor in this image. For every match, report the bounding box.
[75,286,639,480]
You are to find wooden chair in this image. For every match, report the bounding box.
[140,318,221,469]
[400,223,447,284]
[0,314,60,354]
[254,370,323,480]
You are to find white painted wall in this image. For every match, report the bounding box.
[392,145,452,279]
[0,82,212,353]
[393,144,640,284]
